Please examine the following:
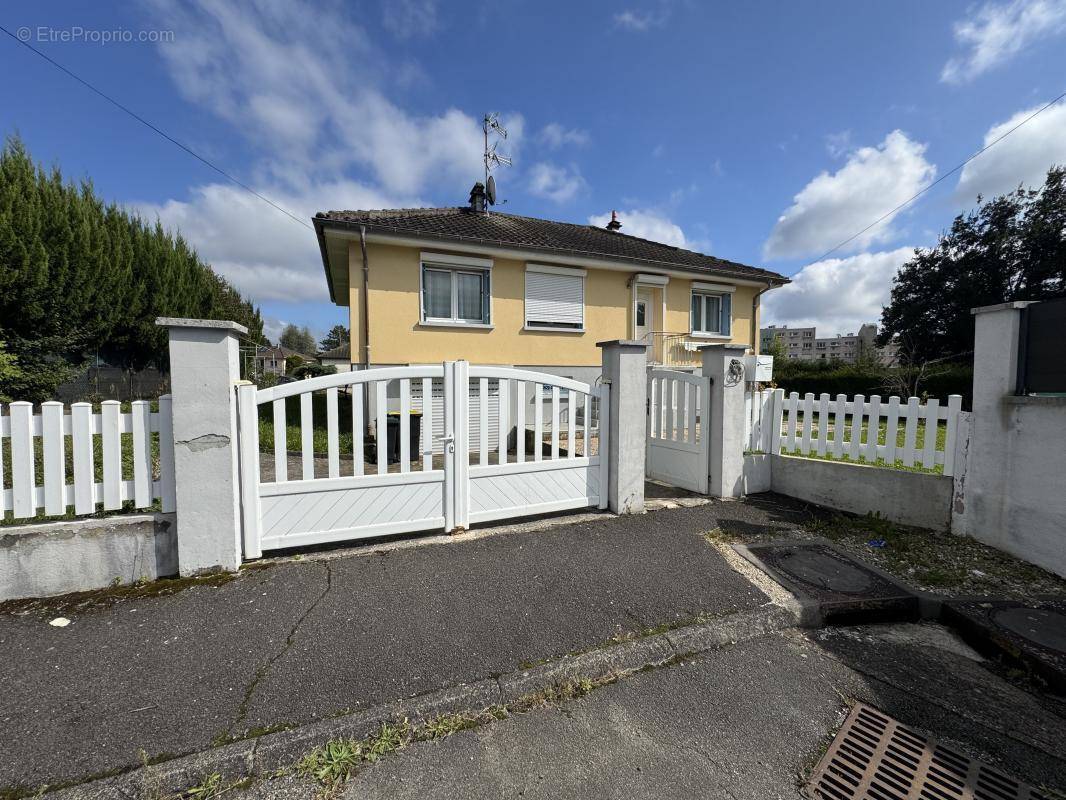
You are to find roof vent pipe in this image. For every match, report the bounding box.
[606,210,622,231]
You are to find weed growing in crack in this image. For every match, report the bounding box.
[298,720,411,787]
[295,675,619,790]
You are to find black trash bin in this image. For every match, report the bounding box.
[385,411,422,464]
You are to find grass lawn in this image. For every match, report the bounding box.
[757,414,949,474]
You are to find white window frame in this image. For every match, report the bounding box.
[523,263,586,332]
[690,283,735,338]
[418,253,493,328]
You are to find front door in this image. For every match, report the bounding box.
[635,288,653,341]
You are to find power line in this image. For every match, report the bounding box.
[0,24,311,230]
[810,89,1066,265]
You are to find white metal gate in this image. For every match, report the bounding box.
[646,369,710,494]
[236,361,608,556]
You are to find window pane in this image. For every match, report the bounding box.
[424,269,451,319]
[456,272,484,322]
[691,294,701,331]
[636,301,646,327]
[705,295,721,332]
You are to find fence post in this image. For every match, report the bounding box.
[156,317,248,575]
[701,344,750,498]
[597,339,647,513]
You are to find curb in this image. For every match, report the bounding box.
[47,603,799,799]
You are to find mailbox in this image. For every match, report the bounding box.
[743,354,773,382]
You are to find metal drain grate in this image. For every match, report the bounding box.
[806,702,1050,800]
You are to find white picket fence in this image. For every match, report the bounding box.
[0,399,175,521]
[746,389,963,476]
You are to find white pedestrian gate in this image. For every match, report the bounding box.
[646,369,710,494]
[236,361,608,556]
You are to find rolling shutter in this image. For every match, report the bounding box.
[526,270,584,328]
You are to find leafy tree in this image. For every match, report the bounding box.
[286,354,306,375]
[319,324,349,351]
[0,136,264,400]
[293,362,337,379]
[280,324,316,355]
[879,165,1066,364]
[761,332,787,360]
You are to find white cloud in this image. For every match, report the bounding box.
[942,0,1066,83]
[382,0,439,39]
[144,0,498,195]
[761,247,914,336]
[763,131,935,260]
[587,209,688,248]
[539,123,590,149]
[135,178,409,304]
[613,10,663,30]
[955,102,1066,201]
[528,162,586,203]
[825,130,852,158]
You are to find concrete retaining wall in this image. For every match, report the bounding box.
[769,455,952,530]
[0,514,178,602]
[953,396,1066,578]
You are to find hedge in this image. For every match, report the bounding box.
[770,362,973,410]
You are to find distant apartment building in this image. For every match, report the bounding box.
[760,324,816,360]
[762,323,896,365]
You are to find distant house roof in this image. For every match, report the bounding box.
[257,344,313,360]
[313,207,788,304]
[318,343,351,361]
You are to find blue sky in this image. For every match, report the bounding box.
[3,1,1065,342]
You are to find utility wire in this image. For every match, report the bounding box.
[0,24,312,230]
[810,89,1066,264]
[3,23,1062,264]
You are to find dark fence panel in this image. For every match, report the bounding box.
[1018,297,1066,395]
[53,367,169,403]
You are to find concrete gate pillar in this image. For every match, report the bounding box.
[156,318,247,575]
[598,340,648,514]
[701,344,750,498]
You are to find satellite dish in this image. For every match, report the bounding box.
[486,174,496,206]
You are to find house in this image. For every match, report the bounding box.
[254,344,310,376]
[317,343,353,373]
[314,183,788,385]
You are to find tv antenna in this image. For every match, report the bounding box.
[483,112,512,204]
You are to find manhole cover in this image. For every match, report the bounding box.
[778,550,873,593]
[993,608,1066,653]
[806,702,1050,799]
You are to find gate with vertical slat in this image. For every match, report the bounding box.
[646,369,710,494]
[236,361,609,557]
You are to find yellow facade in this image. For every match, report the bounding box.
[347,241,760,366]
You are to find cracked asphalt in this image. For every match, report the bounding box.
[236,624,1066,799]
[0,500,784,791]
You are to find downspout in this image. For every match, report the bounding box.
[750,281,774,353]
[359,225,371,368]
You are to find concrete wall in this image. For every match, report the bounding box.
[953,394,1066,577]
[769,455,953,530]
[0,514,177,602]
[948,302,1066,578]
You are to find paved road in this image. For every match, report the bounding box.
[0,502,776,791]
[238,624,1066,799]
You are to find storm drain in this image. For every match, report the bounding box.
[806,702,1050,800]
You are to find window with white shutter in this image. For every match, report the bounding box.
[525,265,585,330]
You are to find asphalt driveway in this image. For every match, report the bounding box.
[0,502,772,791]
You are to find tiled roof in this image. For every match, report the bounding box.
[314,207,786,284]
[318,344,351,360]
